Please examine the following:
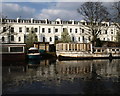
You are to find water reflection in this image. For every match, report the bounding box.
[2,59,120,94]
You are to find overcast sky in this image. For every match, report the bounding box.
[1,2,114,21]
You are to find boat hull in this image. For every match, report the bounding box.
[27,54,40,60]
[56,51,120,60]
[2,53,26,62]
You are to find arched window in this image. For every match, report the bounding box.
[50,37,52,41]
[18,37,21,41]
[2,37,5,42]
[11,35,14,41]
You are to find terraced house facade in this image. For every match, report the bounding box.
[0,18,119,44]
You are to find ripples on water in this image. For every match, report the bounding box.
[2,59,120,95]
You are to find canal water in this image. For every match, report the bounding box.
[2,59,120,95]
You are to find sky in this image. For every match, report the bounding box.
[0,2,115,21]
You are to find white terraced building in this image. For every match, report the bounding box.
[0,18,119,44]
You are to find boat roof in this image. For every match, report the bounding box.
[28,47,38,50]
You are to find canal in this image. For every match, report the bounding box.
[2,59,120,95]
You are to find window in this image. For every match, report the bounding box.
[116,49,119,51]
[19,27,22,32]
[102,49,104,52]
[82,29,84,33]
[42,28,45,33]
[55,29,58,32]
[18,37,21,41]
[112,49,115,51]
[78,37,80,41]
[72,37,74,42]
[2,46,8,52]
[48,28,51,33]
[88,36,91,41]
[50,37,52,41]
[43,37,45,42]
[82,22,85,25]
[55,36,58,40]
[35,36,37,40]
[56,21,59,24]
[97,49,101,52]
[111,29,113,34]
[99,30,101,34]
[26,28,29,32]
[10,47,23,52]
[2,37,5,42]
[63,28,66,32]
[75,29,77,33]
[105,30,107,34]
[11,27,14,33]
[82,36,84,42]
[3,27,6,32]
[35,28,38,32]
[11,35,14,41]
[70,28,72,33]
[111,36,113,41]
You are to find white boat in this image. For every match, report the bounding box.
[27,47,40,59]
[56,43,120,60]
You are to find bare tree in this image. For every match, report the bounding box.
[77,2,109,46]
[112,2,120,42]
[112,2,120,24]
[0,15,17,43]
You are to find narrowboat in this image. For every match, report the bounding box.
[56,43,120,60]
[1,43,26,61]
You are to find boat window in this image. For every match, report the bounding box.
[28,50,39,53]
[97,49,101,52]
[10,47,23,52]
[2,46,8,52]
[116,49,119,51]
[112,49,115,51]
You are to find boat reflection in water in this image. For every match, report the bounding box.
[2,59,120,95]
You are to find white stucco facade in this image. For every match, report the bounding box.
[0,18,119,44]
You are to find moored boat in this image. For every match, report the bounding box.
[27,47,40,59]
[56,43,120,60]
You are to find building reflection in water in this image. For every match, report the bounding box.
[2,59,120,94]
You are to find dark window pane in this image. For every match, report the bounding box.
[3,27,6,32]
[42,28,44,32]
[2,37,5,42]
[35,28,38,32]
[55,29,58,32]
[2,46,8,52]
[10,47,23,52]
[26,28,29,32]
[19,27,22,32]
[11,27,14,32]
[11,35,14,41]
